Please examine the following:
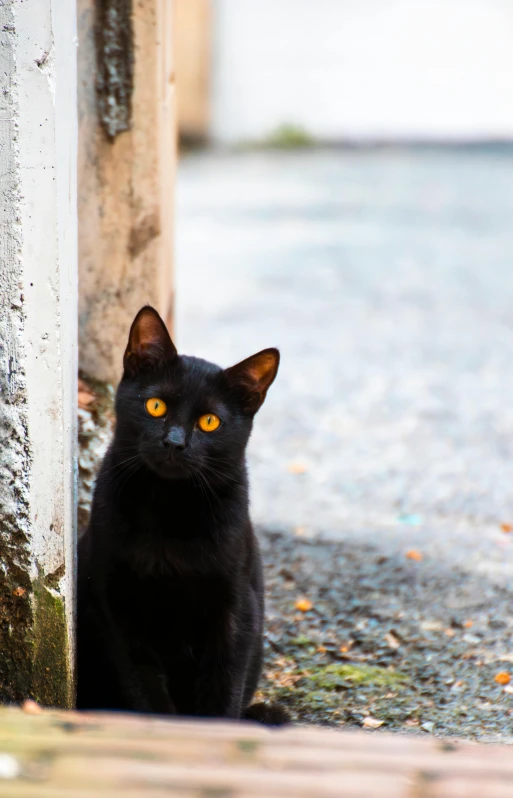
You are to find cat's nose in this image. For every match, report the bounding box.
[163,426,187,452]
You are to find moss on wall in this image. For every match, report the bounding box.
[0,557,33,704]
[0,566,72,708]
[31,575,71,709]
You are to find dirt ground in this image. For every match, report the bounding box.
[258,528,513,740]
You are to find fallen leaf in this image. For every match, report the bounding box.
[385,632,401,650]
[405,719,420,727]
[13,587,26,597]
[22,700,42,715]
[463,620,473,628]
[295,598,313,613]
[501,523,513,533]
[495,672,511,686]
[363,716,384,729]
[445,628,455,637]
[78,390,95,409]
[339,641,353,654]
[406,549,422,561]
[287,462,307,475]
[276,673,302,688]
[316,645,327,654]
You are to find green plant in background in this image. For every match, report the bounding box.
[264,124,315,149]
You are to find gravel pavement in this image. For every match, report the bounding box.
[175,148,513,738]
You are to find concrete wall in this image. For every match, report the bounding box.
[0,0,77,705]
[78,0,176,385]
[211,0,513,144]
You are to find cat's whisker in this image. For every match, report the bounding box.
[190,467,217,516]
[190,465,223,512]
[109,455,144,495]
[102,453,143,479]
[196,460,243,488]
[193,462,234,486]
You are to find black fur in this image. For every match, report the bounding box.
[77,306,281,720]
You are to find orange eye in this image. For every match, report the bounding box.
[198,413,221,432]
[145,398,167,418]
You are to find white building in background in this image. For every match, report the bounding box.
[209,0,513,144]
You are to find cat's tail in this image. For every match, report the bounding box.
[244,702,291,726]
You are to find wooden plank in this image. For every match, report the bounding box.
[0,709,513,797]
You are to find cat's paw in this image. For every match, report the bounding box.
[244,701,291,726]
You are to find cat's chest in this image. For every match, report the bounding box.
[108,550,232,629]
[125,502,217,550]
[107,568,232,663]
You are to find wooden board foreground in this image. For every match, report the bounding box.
[0,708,512,797]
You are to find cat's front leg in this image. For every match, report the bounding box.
[95,595,176,714]
[103,623,177,714]
[132,647,177,715]
[77,599,155,713]
[193,654,246,719]
[193,616,252,719]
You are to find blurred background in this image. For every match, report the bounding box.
[175,0,513,569]
[175,0,513,145]
[169,0,513,732]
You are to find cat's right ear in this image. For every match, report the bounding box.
[123,306,177,375]
[224,348,279,414]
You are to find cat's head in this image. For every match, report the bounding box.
[115,306,279,481]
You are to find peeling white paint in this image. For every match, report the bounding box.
[35,42,56,105]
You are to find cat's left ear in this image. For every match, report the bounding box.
[224,348,279,414]
[123,305,177,375]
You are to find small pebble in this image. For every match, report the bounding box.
[22,699,42,716]
[0,754,20,779]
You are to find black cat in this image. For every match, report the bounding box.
[77,306,281,721]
